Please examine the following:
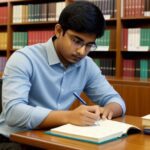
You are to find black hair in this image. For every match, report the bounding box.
[58,1,106,38]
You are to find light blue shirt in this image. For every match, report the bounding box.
[0,37,126,137]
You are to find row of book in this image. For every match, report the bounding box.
[96,30,111,51]
[0,32,7,49]
[123,59,150,79]
[13,30,54,49]
[1,0,117,24]
[121,0,150,17]
[0,56,7,72]
[13,2,66,23]
[87,0,116,19]
[0,31,54,50]
[93,58,116,76]
[2,29,116,51]
[123,28,150,51]
[84,27,150,52]
[93,57,150,79]
[96,29,116,51]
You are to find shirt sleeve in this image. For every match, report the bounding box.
[2,51,50,129]
[84,59,126,115]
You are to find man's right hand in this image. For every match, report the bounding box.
[67,105,100,126]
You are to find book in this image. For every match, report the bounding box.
[142,114,150,127]
[45,119,141,144]
[142,114,150,135]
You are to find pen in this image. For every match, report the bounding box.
[73,92,87,105]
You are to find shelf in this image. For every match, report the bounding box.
[89,51,116,54]
[0,51,7,57]
[121,51,150,59]
[122,16,150,21]
[106,18,116,21]
[107,76,150,86]
[106,19,116,27]
[11,22,57,31]
[9,0,64,4]
[0,24,7,27]
[122,17,150,28]
[0,2,7,4]
[89,51,116,58]
[11,21,58,26]
[0,49,7,52]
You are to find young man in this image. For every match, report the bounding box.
[0,1,126,149]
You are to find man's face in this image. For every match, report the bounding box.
[54,24,97,67]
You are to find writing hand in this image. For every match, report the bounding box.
[68,105,100,126]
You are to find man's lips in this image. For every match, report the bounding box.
[72,55,82,61]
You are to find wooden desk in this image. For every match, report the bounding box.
[10,116,150,150]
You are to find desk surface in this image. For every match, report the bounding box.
[10,115,150,150]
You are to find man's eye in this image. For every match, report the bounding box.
[72,38,82,45]
[86,44,92,48]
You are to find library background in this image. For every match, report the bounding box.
[0,0,150,116]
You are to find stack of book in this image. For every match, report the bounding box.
[142,114,150,135]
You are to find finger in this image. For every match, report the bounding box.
[102,109,113,120]
[107,111,113,120]
[82,116,97,126]
[99,107,104,118]
[101,109,109,119]
[86,106,100,120]
[85,110,100,121]
[87,105,102,115]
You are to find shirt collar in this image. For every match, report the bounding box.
[44,37,60,66]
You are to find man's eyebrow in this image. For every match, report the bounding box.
[73,35,84,41]
[73,35,96,45]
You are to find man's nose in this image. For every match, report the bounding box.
[76,45,86,56]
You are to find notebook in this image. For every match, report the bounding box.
[45,119,141,144]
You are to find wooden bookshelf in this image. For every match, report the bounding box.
[0,0,150,116]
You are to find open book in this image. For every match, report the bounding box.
[45,119,141,144]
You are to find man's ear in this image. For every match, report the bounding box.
[55,24,63,38]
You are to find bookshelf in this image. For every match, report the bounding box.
[0,0,150,116]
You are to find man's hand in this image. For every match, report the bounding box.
[99,102,123,120]
[99,106,113,120]
[68,105,100,126]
